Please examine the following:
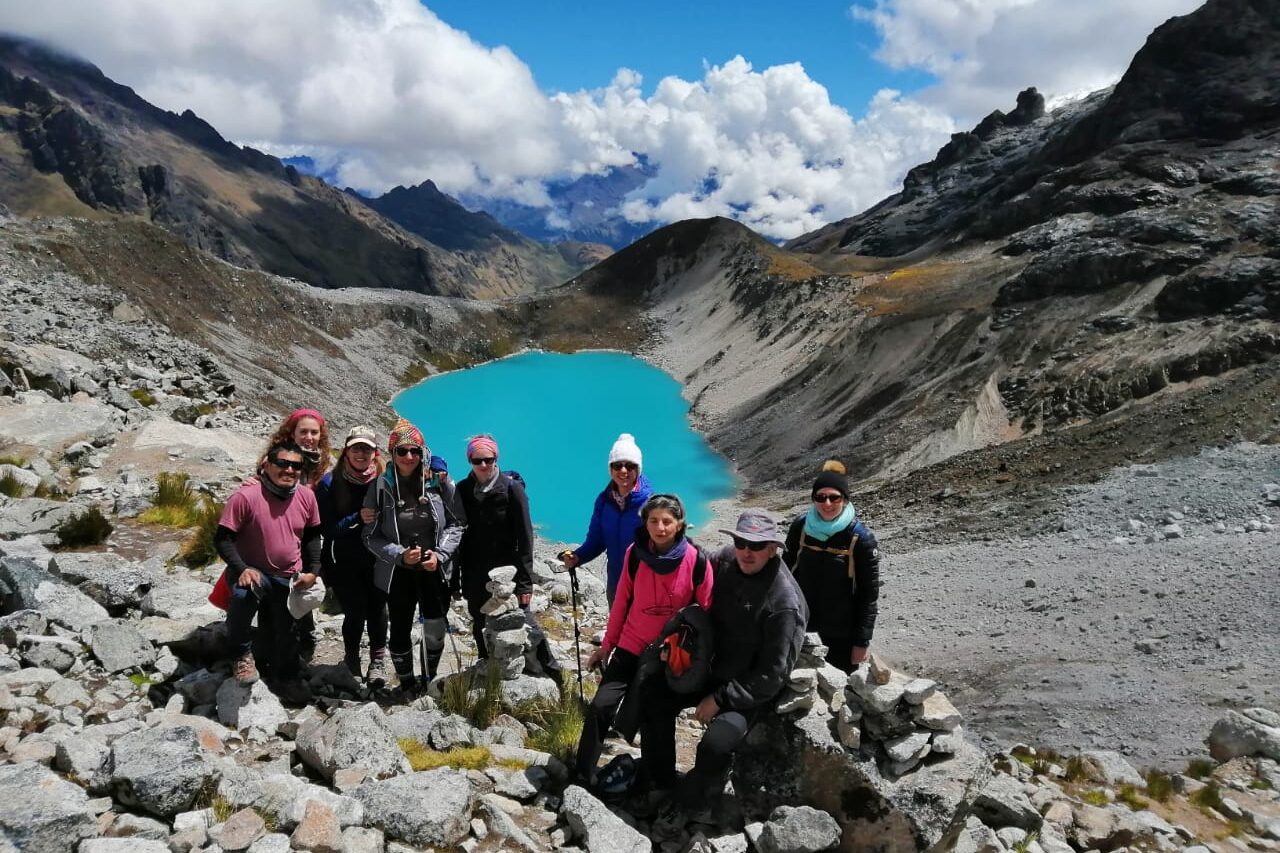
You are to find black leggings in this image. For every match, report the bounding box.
[575,648,640,779]
[639,673,757,797]
[331,567,388,661]
[388,566,449,678]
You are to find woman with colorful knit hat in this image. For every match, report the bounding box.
[454,434,561,675]
[316,425,388,686]
[559,433,654,603]
[363,418,464,695]
[781,460,881,673]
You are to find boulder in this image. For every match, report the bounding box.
[295,703,410,780]
[49,552,159,612]
[175,668,226,707]
[353,768,474,848]
[0,609,46,646]
[1208,709,1280,761]
[757,805,842,853]
[1080,750,1144,786]
[87,620,156,673]
[18,635,79,672]
[0,556,108,630]
[141,580,220,622]
[560,784,651,853]
[215,807,265,852]
[289,800,343,853]
[217,765,364,829]
[54,736,113,793]
[913,692,962,731]
[972,776,1043,831]
[215,678,288,732]
[500,673,560,708]
[0,499,80,542]
[80,841,170,853]
[109,725,219,818]
[0,761,96,853]
[0,396,116,452]
[941,816,1002,853]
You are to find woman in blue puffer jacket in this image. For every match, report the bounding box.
[559,433,653,603]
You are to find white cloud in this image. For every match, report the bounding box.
[851,0,1206,120]
[0,0,1206,241]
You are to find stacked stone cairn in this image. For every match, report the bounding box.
[774,633,965,776]
[478,565,529,679]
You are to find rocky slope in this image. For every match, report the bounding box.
[0,36,591,298]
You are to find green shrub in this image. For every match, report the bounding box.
[438,662,504,730]
[55,505,113,548]
[0,454,27,466]
[515,681,584,766]
[177,499,223,567]
[129,388,157,407]
[1191,782,1225,813]
[1117,784,1149,810]
[0,471,25,498]
[1064,754,1091,783]
[398,740,491,771]
[1080,789,1109,807]
[1144,769,1174,803]
[1186,758,1216,779]
[139,473,203,527]
[400,361,430,385]
[1250,777,1273,790]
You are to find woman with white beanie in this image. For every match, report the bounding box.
[559,433,654,602]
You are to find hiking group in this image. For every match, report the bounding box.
[213,408,881,814]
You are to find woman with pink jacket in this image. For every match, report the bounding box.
[574,493,713,785]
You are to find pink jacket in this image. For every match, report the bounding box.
[601,543,714,657]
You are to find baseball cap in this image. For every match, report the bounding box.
[719,509,784,544]
[344,425,378,449]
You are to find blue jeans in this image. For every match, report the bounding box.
[225,574,299,678]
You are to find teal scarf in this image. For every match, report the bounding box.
[804,502,856,542]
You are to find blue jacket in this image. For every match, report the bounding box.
[572,474,653,596]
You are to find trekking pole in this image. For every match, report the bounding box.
[558,550,586,705]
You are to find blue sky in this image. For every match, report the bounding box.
[0,0,1204,239]
[426,1,937,119]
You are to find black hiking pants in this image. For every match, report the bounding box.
[574,648,640,781]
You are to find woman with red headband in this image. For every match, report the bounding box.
[364,418,463,695]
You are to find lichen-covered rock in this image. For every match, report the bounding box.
[295,702,410,780]
[0,761,97,853]
[756,805,842,853]
[353,768,474,848]
[1208,709,1280,762]
[87,620,156,673]
[561,784,651,853]
[971,775,1043,831]
[109,725,219,818]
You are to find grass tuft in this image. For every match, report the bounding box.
[1250,777,1272,790]
[0,454,27,466]
[1144,769,1174,803]
[177,499,223,567]
[1117,783,1149,810]
[398,739,492,771]
[1191,782,1225,814]
[139,472,203,527]
[515,681,584,766]
[55,505,113,548]
[1186,758,1216,779]
[1064,754,1090,783]
[0,471,25,498]
[437,662,504,730]
[33,481,68,501]
[129,388,157,407]
[400,361,430,385]
[1080,789,1110,807]
[1011,831,1040,853]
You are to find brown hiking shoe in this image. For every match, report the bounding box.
[234,653,259,685]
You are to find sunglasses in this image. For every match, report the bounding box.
[813,493,844,504]
[394,447,423,458]
[469,457,496,466]
[732,537,770,552]
[610,461,639,472]
[269,457,305,471]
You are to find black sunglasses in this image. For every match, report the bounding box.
[732,537,770,552]
[610,461,639,471]
[269,457,305,471]
[469,457,496,466]
[813,493,844,504]
[394,447,423,458]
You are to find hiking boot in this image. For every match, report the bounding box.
[366,653,389,688]
[649,798,687,844]
[273,676,313,707]
[393,674,420,700]
[234,653,259,685]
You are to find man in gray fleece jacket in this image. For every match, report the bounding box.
[638,509,809,810]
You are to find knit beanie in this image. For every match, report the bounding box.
[608,433,643,469]
[466,434,498,461]
[387,417,426,453]
[811,459,850,499]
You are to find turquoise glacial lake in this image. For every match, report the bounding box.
[392,351,736,543]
